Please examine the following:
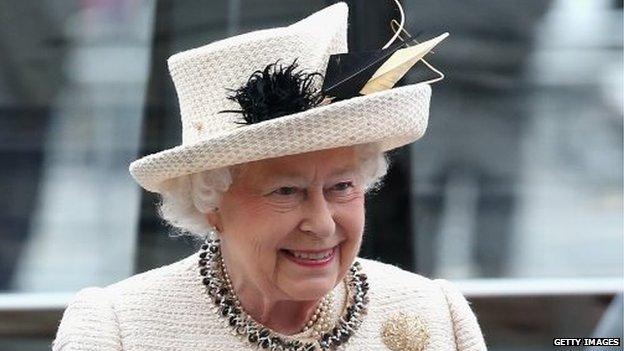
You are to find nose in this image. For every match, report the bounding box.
[298,189,335,238]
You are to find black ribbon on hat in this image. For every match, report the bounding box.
[218,31,445,125]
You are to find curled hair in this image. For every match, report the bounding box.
[157,143,390,240]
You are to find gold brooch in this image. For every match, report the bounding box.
[381,312,429,351]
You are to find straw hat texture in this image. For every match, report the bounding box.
[129,2,434,193]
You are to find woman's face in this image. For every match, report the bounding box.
[209,146,366,301]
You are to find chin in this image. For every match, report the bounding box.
[287,279,336,301]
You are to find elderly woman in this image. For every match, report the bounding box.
[53,3,486,351]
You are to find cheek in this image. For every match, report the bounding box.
[336,197,365,237]
[220,196,301,256]
[334,199,365,278]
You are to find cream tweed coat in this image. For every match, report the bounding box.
[52,253,487,350]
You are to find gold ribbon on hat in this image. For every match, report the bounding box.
[381,312,430,351]
[361,0,447,95]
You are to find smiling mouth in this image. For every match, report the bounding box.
[280,245,338,266]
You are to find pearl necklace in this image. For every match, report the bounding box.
[198,238,369,351]
[301,291,333,338]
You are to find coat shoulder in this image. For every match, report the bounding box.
[102,251,207,326]
[354,257,488,351]
[54,252,212,350]
[105,251,199,293]
[356,257,447,325]
[53,287,123,350]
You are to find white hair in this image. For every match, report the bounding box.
[157,143,390,240]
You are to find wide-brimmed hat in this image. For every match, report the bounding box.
[129,2,446,193]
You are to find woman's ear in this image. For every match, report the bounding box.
[206,208,223,232]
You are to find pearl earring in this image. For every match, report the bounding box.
[208,227,220,239]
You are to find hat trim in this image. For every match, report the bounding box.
[130,83,431,193]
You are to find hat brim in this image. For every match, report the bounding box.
[130,83,431,193]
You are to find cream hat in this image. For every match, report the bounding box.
[129,2,444,193]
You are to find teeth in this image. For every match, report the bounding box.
[289,248,333,260]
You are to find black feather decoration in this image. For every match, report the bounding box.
[321,41,407,102]
[321,32,448,101]
[219,59,324,125]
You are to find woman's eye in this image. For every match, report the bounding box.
[333,181,354,191]
[273,187,298,196]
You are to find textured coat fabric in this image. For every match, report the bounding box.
[52,253,487,350]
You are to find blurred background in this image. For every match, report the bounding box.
[0,0,622,350]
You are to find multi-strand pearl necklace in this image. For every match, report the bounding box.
[301,291,333,338]
[198,238,369,351]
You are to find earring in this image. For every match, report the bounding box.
[208,226,220,239]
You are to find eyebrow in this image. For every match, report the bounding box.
[265,166,358,184]
[329,166,358,178]
[264,174,307,185]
